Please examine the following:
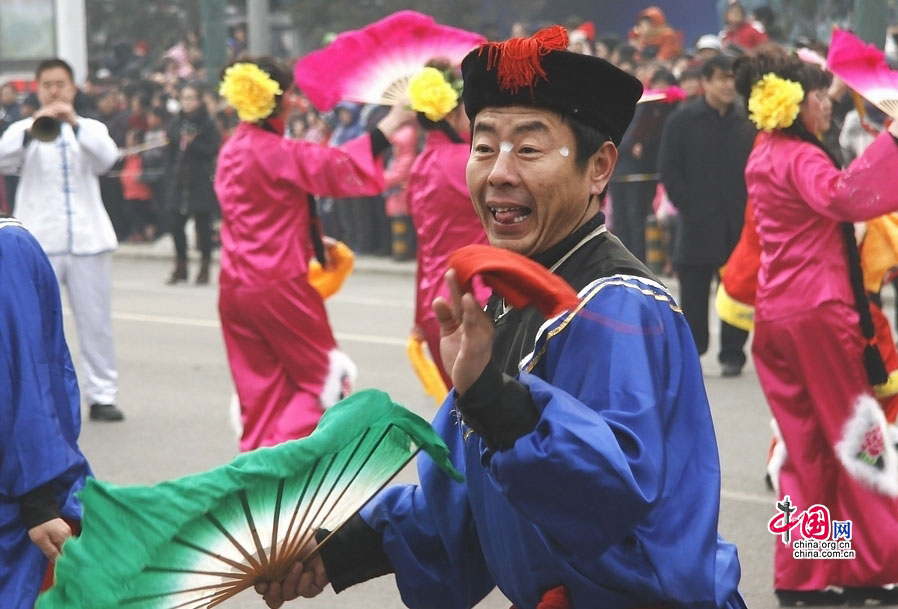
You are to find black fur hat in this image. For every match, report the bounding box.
[461,26,643,145]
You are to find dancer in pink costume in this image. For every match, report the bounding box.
[215,58,413,450]
[734,51,898,606]
[406,60,490,386]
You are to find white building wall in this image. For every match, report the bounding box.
[54,0,88,83]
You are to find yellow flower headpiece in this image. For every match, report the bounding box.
[219,63,283,123]
[407,67,460,122]
[748,72,804,132]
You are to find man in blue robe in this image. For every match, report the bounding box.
[0,218,91,608]
[258,27,746,609]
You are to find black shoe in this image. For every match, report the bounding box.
[845,586,898,606]
[721,362,743,378]
[90,403,125,422]
[195,260,211,285]
[775,589,844,606]
[166,260,188,285]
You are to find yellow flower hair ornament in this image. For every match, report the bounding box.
[407,67,460,122]
[219,63,283,123]
[748,72,804,132]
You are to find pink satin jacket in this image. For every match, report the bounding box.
[214,123,385,286]
[747,131,898,321]
[407,130,490,326]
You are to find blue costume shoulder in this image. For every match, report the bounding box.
[364,273,743,609]
[0,220,91,607]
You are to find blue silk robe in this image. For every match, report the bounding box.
[360,228,744,609]
[0,221,91,608]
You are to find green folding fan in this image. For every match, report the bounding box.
[37,390,462,609]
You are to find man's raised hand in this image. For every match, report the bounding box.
[432,269,493,395]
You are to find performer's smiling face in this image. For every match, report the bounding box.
[466,106,616,257]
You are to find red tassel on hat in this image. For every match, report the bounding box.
[483,25,569,93]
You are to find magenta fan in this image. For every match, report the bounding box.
[294,10,485,112]
[827,28,898,121]
[638,87,685,104]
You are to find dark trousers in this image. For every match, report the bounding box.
[100,176,128,241]
[2,175,18,215]
[368,195,392,257]
[609,180,657,263]
[354,195,389,256]
[676,263,748,367]
[171,210,213,262]
[319,197,342,243]
[335,197,362,252]
[124,199,156,238]
[334,196,391,256]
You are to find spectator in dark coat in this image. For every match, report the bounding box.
[0,83,21,129]
[0,83,22,213]
[610,68,680,262]
[97,88,131,240]
[326,102,369,253]
[139,107,170,238]
[20,93,40,119]
[165,82,220,285]
[658,54,756,376]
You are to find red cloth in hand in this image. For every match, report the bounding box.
[509,586,570,609]
[448,245,579,317]
[536,586,570,609]
[510,585,667,609]
[40,518,81,591]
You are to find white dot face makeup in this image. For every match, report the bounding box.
[499,141,513,153]
[559,146,570,157]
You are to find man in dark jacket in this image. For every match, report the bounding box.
[97,87,131,240]
[610,68,679,263]
[659,54,756,376]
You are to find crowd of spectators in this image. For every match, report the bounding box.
[2,3,897,268]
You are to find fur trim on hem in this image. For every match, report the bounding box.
[767,418,787,496]
[835,394,898,497]
[321,349,357,409]
[229,392,243,439]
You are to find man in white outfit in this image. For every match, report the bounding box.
[0,58,124,421]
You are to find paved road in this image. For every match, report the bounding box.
[66,257,787,609]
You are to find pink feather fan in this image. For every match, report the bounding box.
[638,86,686,104]
[827,28,898,120]
[294,11,485,112]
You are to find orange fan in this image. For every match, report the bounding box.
[406,335,448,404]
[307,241,354,300]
